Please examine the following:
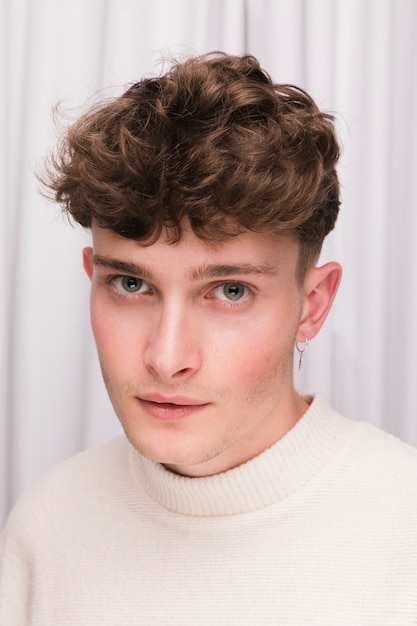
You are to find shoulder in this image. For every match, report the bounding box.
[336,416,417,504]
[28,434,131,493]
[309,396,417,502]
[2,436,134,535]
[312,395,417,476]
[0,437,143,620]
[350,419,417,470]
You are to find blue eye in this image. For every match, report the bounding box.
[109,275,150,300]
[220,283,247,301]
[120,276,144,292]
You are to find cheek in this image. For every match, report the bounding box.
[214,315,296,392]
[90,297,131,363]
[90,299,109,350]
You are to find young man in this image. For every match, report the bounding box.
[1,52,416,624]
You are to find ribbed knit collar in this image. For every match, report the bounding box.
[130,395,355,517]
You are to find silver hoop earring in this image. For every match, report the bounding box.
[295,338,309,372]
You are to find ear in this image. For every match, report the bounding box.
[296,262,342,342]
[83,247,94,280]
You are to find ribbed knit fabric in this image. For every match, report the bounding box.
[1,395,417,625]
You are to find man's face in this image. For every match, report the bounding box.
[84,223,332,477]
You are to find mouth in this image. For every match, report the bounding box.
[137,395,209,421]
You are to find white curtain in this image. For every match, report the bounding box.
[1,0,416,527]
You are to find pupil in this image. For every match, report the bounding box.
[225,284,243,300]
[123,277,140,292]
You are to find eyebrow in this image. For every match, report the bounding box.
[92,255,278,281]
[92,255,155,281]
[188,263,279,279]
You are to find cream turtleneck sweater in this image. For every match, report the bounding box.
[1,396,417,624]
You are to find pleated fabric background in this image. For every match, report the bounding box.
[1,0,416,527]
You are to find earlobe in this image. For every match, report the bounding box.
[296,262,342,342]
[83,247,94,280]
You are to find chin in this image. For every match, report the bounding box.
[123,426,209,466]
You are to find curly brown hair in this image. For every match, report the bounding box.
[42,52,341,278]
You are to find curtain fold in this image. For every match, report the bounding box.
[1,0,416,526]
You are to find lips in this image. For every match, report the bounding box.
[139,393,206,406]
[137,394,209,421]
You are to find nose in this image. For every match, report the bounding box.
[143,303,202,382]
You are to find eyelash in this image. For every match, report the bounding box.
[105,275,254,308]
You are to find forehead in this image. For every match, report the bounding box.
[90,224,300,277]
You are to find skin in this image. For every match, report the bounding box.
[83,222,341,477]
